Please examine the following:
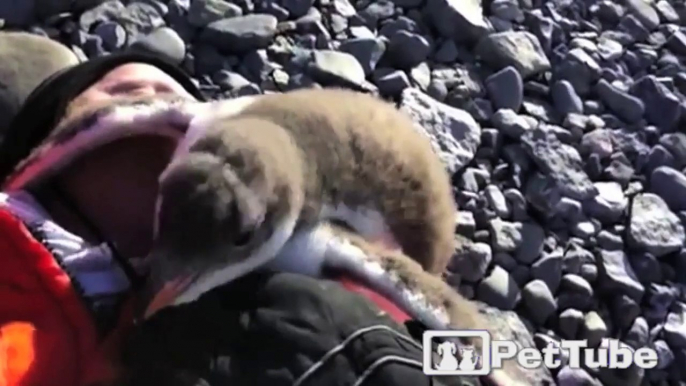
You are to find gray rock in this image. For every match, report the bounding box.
[489,0,523,23]
[580,129,614,159]
[491,108,531,138]
[130,27,186,65]
[188,0,242,27]
[475,31,551,78]
[629,75,682,132]
[476,304,554,384]
[597,37,624,61]
[551,80,583,116]
[476,265,520,310]
[522,279,556,324]
[659,132,686,167]
[281,0,315,18]
[612,294,640,330]
[338,37,385,76]
[79,0,126,31]
[307,50,366,87]
[650,166,686,212]
[625,317,650,349]
[558,309,584,339]
[656,1,680,23]
[596,78,645,124]
[628,193,685,257]
[455,211,476,238]
[521,127,597,202]
[554,48,601,97]
[557,366,600,386]
[597,249,645,302]
[399,88,481,174]
[531,249,563,292]
[516,222,545,264]
[425,0,491,43]
[489,218,522,253]
[581,311,607,347]
[117,1,166,36]
[653,340,674,370]
[387,31,431,70]
[485,66,523,111]
[625,0,660,31]
[373,68,411,97]
[558,274,593,310]
[450,236,492,282]
[583,181,628,224]
[200,14,278,54]
[664,302,686,348]
[93,21,127,51]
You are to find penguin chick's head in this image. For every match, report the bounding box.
[140,150,272,320]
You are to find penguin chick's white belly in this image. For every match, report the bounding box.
[319,203,400,250]
[268,221,450,331]
[268,203,396,277]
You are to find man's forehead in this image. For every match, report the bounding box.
[96,62,182,87]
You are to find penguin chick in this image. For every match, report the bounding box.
[142,88,457,318]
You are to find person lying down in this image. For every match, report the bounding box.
[0,51,528,386]
[53,87,528,385]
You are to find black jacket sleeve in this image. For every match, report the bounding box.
[120,271,480,386]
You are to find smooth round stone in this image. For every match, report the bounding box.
[130,27,187,65]
[485,65,524,111]
[650,166,686,211]
[552,79,583,116]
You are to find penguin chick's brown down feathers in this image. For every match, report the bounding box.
[143,88,457,316]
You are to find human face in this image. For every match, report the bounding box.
[46,63,197,259]
[64,62,196,119]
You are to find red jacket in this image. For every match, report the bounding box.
[0,202,412,386]
[0,207,134,386]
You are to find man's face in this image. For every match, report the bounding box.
[65,62,196,119]
[52,62,198,259]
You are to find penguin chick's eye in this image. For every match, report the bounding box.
[233,230,254,247]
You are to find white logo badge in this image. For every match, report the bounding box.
[423,330,491,376]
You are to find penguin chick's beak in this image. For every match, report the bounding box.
[139,273,198,320]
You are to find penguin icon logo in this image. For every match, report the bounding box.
[435,341,459,371]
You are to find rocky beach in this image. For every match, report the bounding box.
[2,0,686,384]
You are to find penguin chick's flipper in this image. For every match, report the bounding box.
[141,117,306,319]
[313,223,530,386]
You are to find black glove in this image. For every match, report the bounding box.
[120,271,479,386]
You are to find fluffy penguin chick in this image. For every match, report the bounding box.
[143,88,456,318]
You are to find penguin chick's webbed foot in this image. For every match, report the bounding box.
[141,116,306,319]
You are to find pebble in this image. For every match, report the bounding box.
[476,265,520,310]
[475,31,551,78]
[628,193,685,257]
[650,166,686,211]
[522,279,557,325]
[595,78,645,124]
[199,14,278,54]
[485,66,523,111]
[551,80,583,116]
[130,27,185,65]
